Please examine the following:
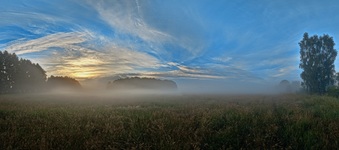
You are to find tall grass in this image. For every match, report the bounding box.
[0,94,338,149]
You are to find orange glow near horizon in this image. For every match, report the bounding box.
[48,57,108,80]
[69,72,99,80]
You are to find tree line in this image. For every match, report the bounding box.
[0,51,81,94]
[47,75,81,89]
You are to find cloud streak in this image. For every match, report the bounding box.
[87,0,209,60]
[89,0,172,43]
[4,32,88,55]
[2,29,234,81]
[3,31,164,80]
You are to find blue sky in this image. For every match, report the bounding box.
[1,0,339,90]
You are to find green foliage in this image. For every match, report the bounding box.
[0,94,338,149]
[327,86,339,98]
[299,33,337,94]
[0,51,47,93]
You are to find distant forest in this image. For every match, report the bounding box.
[47,76,81,89]
[0,51,81,94]
[107,77,177,91]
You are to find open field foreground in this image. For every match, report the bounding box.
[0,94,338,149]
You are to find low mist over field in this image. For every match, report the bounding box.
[1,94,338,149]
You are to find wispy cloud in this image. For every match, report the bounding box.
[87,0,208,60]
[167,62,204,74]
[271,66,298,78]
[89,0,172,43]
[4,32,88,55]
[2,30,243,81]
[142,70,225,80]
[40,43,164,79]
[212,56,233,63]
[3,31,164,79]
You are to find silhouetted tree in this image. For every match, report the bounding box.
[0,51,46,94]
[299,33,337,94]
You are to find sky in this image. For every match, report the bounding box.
[1,0,339,91]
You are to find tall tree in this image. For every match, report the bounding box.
[299,33,337,94]
[0,51,47,94]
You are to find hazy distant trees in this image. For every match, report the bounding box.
[107,77,177,91]
[47,76,82,90]
[278,80,301,93]
[0,51,46,93]
[299,33,337,95]
[279,80,291,93]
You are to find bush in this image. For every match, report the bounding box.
[327,86,339,98]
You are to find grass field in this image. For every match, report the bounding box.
[0,93,338,149]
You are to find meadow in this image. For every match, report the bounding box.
[0,93,338,149]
